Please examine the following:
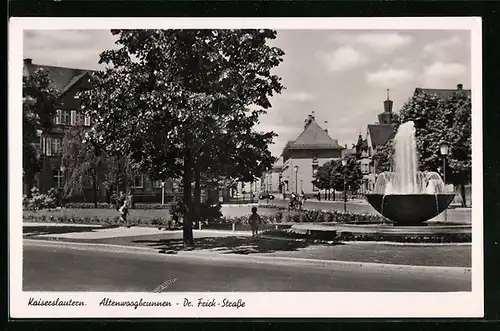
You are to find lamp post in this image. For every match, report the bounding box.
[294,165,299,194]
[341,159,347,212]
[439,142,450,222]
[161,181,165,206]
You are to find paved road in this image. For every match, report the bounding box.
[260,199,472,223]
[24,240,470,292]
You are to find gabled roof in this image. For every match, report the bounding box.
[367,124,394,148]
[287,120,343,150]
[414,87,471,99]
[24,61,93,96]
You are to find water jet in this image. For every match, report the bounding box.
[365,121,455,226]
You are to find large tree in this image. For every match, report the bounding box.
[23,69,59,196]
[373,91,471,206]
[79,29,284,247]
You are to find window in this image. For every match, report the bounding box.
[70,110,77,125]
[133,175,144,188]
[55,110,62,125]
[45,137,53,156]
[52,168,63,188]
[62,110,70,125]
[84,114,91,126]
[51,137,62,156]
[312,153,318,163]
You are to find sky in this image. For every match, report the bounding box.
[23,29,471,157]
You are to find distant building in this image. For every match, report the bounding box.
[414,84,471,99]
[280,112,344,198]
[261,156,283,194]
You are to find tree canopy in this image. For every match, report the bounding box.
[23,69,59,194]
[78,29,285,246]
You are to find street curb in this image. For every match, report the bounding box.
[24,239,471,275]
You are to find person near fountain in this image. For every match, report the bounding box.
[118,198,131,228]
[249,206,262,237]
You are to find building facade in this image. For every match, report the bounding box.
[280,112,344,198]
[24,59,174,203]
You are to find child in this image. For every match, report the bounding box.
[119,199,130,228]
[249,206,262,237]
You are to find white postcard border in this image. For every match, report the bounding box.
[9,17,483,318]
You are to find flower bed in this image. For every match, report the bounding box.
[61,202,169,209]
[261,229,471,243]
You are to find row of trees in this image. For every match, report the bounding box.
[75,29,285,247]
[373,91,471,206]
[312,157,363,197]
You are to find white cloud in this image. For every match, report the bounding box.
[420,62,467,88]
[424,62,466,78]
[355,33,413,53]
[423,36,463,54]
[280,91,314,102]
[366,67,415,86]
[329,32,413,53]
[316,46,368,72]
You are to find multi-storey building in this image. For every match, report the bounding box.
[23,58,174,202]
[279,112,344,198]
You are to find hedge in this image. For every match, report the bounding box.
[261,229,471,243]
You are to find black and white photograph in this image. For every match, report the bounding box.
[9,17,483,318]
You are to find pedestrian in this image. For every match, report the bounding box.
[118,198,131,228]
[249,206,262,237]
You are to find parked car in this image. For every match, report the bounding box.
[259,192,275,200]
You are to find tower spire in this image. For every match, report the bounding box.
[386,88,390,100]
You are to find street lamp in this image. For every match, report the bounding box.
[161,181,165,206]
[341,159,347,212]
[439,142,450,222]
[293,165,299,194]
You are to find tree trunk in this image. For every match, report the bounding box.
[182,149,194,248]
[460,183,467,208]
[333,189,336,201]
[193,161,202,227]
[25,172,35,198]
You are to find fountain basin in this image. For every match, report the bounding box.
[365,193,456,226]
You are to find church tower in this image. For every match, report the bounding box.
[377,89,394,125]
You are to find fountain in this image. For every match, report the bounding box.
[365,121,456,226]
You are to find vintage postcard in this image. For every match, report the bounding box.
[9,17,483,318]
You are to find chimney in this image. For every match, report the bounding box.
[24,58,33,65]
[324,121,328,133]
[457,84,463,90]
[311,111,315,120]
